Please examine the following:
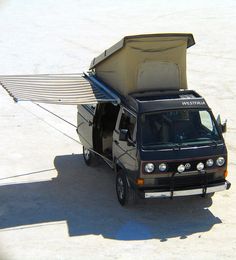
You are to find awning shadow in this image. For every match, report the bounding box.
[0,154,222,241]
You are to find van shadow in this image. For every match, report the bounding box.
[0,154,222,241]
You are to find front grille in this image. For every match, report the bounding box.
[158,173,214,188]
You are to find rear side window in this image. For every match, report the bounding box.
[119,109,136,140]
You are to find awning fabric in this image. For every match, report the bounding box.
[0,73,119,105]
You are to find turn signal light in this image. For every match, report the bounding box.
[136,178,144,186]
[224,170,228,178]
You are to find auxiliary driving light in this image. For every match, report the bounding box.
[197,162,204,171]
[159,163,167,172]
[206,159,214,167]
[185,163,191,170]
[177,164,185,173]
[144,163,155,173]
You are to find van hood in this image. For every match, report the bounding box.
[140,142,227,162]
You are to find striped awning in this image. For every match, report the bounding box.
[0,73,119,105]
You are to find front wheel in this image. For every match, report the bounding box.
[116,172,137,206]
[83,146,96,166]
[206,192,215,198]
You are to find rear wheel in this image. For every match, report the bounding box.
[116,172,137,206]
[83,146,96,166]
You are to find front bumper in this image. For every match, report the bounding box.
[144,181,231,199]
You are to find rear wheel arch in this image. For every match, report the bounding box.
[82,146,97,166]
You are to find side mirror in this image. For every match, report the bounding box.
[119,129,129,141]
[216,114,221,125]
[216,114,227,133]
[221,119,227,133]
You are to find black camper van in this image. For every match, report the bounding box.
[77,81,230,205]
[75,34,231,205]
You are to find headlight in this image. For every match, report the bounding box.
[197,162,204,171]
[216,157,225,166]
[159,163,167,172]
[177,164,185,173]
[206,159,214,167]
[144,163,155,173]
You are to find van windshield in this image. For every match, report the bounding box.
[141,109,221,148]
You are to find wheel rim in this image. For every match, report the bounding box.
[84,148,91,161]
[117,177,125,200]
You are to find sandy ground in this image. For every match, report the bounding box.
[0,0,236,259]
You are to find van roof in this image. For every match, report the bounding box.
[125,90,209,113]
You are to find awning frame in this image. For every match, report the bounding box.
[0,72,120,105]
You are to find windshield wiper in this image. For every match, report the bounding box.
[210,139,220,148]
[172,143,181,151]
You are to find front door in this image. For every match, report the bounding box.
[113,107,138,172]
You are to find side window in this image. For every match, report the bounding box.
[199,111,213,131]
[119,109,136,140]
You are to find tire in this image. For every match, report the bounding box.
[82,146,96,166]
[201,192,215,198]
[116,172,137,206]
[206,192,215,198]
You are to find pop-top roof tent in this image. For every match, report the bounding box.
[0,33,195,105]
[90,33,195,96]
